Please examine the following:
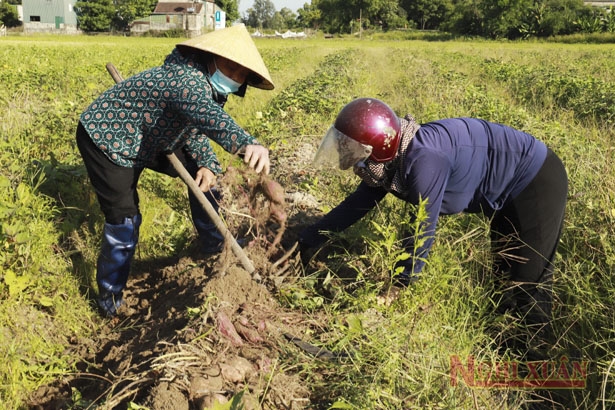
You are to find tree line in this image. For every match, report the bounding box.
[246,0,615,39]
[2,0,614,38]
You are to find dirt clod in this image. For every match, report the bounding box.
[222,356,256,383]
[147,382,189,410]
[190,368,223,397]
[198,393,229,410]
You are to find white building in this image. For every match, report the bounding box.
[130,0,224,36]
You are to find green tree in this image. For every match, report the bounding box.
[315,0,347,32]
[443,0,484,36]
[216,0,240,24]
[444,0,591,38]
[444,0,532,38]
[269,8,298,30]
[112,0,157,31]
[243,7,262,27]
[574,9,603,33]
[279,7,298,28]
[297,1,322,29]
[368,0,407,30]
[75,0,115,31]
[317,0,405,33]
[0,2,20,27]
[400,0,451,30]
[482,0,534,38]
[270,11,284,29]
[243,0,276,28]
[538,0,591,36]
[602,6,615,33]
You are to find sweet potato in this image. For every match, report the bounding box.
[260,177,285,205]
[217,311,244,347]
[234,321,264,344]
[269,202,287,223]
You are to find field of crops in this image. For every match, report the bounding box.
[1,34,615,409]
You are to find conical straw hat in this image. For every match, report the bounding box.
[177,24,274,90]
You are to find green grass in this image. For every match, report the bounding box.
[544,32,615,44]
[1,35,615,409]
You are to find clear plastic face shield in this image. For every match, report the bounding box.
[313,127,373,170]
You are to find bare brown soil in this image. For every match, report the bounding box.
[28,147,328,410]
[29,251,313,409]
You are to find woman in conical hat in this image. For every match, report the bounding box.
[177,23,274,92]
[76,24,274,317]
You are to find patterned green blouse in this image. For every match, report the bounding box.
[79,48,259,174]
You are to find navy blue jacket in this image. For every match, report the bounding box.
[300,118,547,273]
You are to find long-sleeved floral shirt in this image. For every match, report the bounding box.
[79,48,258,174]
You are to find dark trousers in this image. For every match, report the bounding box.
[490,148,568,326]
[76,121,218,225]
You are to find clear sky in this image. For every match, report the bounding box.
[238,0,307,16]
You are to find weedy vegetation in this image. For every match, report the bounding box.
[0,34,614,409]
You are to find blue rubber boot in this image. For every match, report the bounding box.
[97,214,141,316]
[189,187,225,255]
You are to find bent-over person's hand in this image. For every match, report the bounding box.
[243,144,270,175]
[195,167,217,192]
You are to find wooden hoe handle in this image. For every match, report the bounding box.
[104,62,256,275]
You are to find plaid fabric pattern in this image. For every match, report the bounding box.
[354,114,420,196]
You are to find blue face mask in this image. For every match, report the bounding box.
[209,60,242,96]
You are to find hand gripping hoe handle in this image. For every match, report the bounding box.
[104,63,257,276]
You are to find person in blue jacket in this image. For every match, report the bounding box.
[300,98,568,331]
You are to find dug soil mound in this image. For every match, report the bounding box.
[29,250,316,409]
[28,162,327,409]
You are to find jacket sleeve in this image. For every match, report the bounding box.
[189,136,222,174]
[173,74,259,172]
[299,181,388,249]
[399,150,451,274]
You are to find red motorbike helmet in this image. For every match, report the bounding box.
[314,98,401,169]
